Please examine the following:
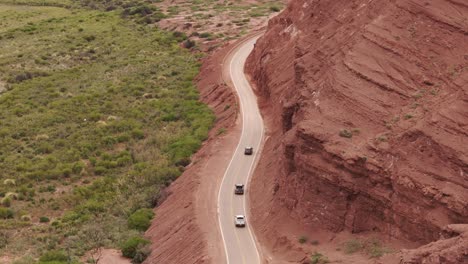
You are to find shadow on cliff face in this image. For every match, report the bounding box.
[245,0,468,262]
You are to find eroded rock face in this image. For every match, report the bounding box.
[246,0,467,248]
[400,224,468,263]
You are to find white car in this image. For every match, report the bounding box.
[235,215,246,227]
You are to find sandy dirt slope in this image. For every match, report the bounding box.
[98,249,131,264]
[245,0,468,262]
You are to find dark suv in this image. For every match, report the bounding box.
[234,184,244,195]
[244,147,253,155]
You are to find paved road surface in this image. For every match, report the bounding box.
[218,36,263,264]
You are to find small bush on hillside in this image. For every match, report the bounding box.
[128,208,154,231]
[132,244,151,264]
[298,235,308,244]
[72,162,85,174]
[47,185,56,193]
[131,129,145,140]
[183,39,196,49]
[339,129,353,138]
[39,250,68,262]
[83,35,96,42]
[1,197,12,207]
[217,128,226,135]
[40,216,50,223]
[365,238,392,258]
[120,236,150,259]
[20,215,31,221]
[310,252,329,264]
[270,6,281,12]
[343,239,364,254]
[310,240,319,245]
[0,231,9,250]
[3,179,16,186]
[0,208,14,219]
[199,32,211,38]
[172,31,187,42]
[404,114,414,120]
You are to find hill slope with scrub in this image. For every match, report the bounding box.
[0,2,213,263]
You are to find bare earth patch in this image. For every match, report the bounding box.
[98,249,131,264]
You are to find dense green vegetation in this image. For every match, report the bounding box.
[128,208,154,231]
[0,1,213,262]
[76,0,167,24]
[120,236,150,261]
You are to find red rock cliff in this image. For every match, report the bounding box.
[246,0,468,256]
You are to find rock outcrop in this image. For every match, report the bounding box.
[400,224,468,264]
[246,0,468,260]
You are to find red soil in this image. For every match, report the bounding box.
[246,0,468,263]
[98,249,130,264]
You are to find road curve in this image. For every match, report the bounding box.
[218,36,264,264]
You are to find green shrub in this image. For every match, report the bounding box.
[298,235,308,244]
[339,129,353,138]
[310,252,329,264]
[216,128,226,135]
[131,129,145,140]
[46,185,56,193]
[128,208,154,231]
[404,114,414,120]
[172,31,187,41]
[3,179,16,186]
[1,197,12,207]
[117,134,130,142]
[343,239,364,254]
[365,239,392,258]
[39,250,68,262]
[183,39,196,49]
[94,166,107,175]
[270,6,281,12]
[120,236,150,259]
[40,216,50,223]
[132,244,151,263]
[72,162,85,174]
[83,35,96,42]
[0,208,14,219]
[20,215,31,221]
[199,32,211,38]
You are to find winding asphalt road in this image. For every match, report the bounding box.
[218,36,264,264]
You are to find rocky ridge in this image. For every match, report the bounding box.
[246,0,468,262]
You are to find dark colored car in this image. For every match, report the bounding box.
[235,184,244,195]
[244,147,253,155]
